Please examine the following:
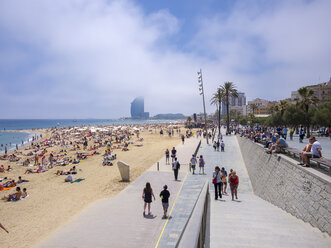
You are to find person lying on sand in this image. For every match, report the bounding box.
[17,176,29,184]
[25,165,45,174]
[0,180,16,190]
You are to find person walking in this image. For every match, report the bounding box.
[289,128,294,141]
[165,149,170,165]
[199,155,205,174]
[221,167,228,194]
[181,134,185,144]
[190,154,197,174]
[212,166,222,200]
[299,127,305,143]
[172,157,180,181]
[142,182,156,216]
[229,171,239,201]
[160,185,170,219]
[171,147,177,162]
[220,140,225,152]
[216,140,220,151]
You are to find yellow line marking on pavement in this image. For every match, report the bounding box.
[155,172,189,248]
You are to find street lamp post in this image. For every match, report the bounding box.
[198,69,209,144]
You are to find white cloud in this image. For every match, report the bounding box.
[0,0,330,118]
[192,0,331,102]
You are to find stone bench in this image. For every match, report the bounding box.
[311,157,331,175]
[284,147,301,159]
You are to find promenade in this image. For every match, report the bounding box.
[203,133,331,248]
[38,136,200,248]
[38,131,331,248]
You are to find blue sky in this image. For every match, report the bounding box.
[0,0,330,118]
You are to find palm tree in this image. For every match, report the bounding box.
[210,87,224,135]
[186,116,192,128]
[220,82,238,133]
[249,103,258,115]
[277,100,289,117]
[295,87,319,137]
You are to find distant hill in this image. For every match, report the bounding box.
[152,113,186,119]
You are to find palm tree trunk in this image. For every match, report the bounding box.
[226,96,230,133]
[306,105,310,137]
[218,100,221,135]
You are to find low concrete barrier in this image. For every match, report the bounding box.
[178,180,209,248]
[237,136,331,235]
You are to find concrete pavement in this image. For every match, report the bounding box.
[38,137,200,248]
[203,132,331,248]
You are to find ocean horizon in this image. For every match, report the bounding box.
[0,118,180,131]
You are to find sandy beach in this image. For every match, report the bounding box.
[0,124,185,248]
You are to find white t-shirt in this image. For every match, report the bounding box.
[66,174,73,182]
[311,141,322,157]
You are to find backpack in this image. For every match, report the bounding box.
[177,161,180,169]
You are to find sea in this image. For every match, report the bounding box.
[0,119,178,154]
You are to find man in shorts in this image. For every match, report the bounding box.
[160,185,170,218]
[300,136,322,167]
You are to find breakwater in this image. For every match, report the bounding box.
[237,136,331,235]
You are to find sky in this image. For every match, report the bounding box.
[0,0,330,118]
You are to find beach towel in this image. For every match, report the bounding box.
[71,178,85,183]
[10,195,29,202]
[0,186,14,192]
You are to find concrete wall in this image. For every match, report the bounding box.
[237,136,331,236]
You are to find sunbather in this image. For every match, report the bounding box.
[22,188,28,198]
[2,187,22,201]
[65,172,73,182]
[17,176,29,184]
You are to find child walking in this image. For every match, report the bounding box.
[142,182,156,216]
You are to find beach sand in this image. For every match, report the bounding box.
[0,127,182,248]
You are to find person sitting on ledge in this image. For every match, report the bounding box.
[299,136,322,167]
[267,134,288,154]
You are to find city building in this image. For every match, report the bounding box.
[130,97,149,119]
[291,78,331,104]
[247,98,270,115]
[221,92,246,116]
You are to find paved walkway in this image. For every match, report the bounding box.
[38,137,200,248]
[38,131,331,248]
[202,132,331,248]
